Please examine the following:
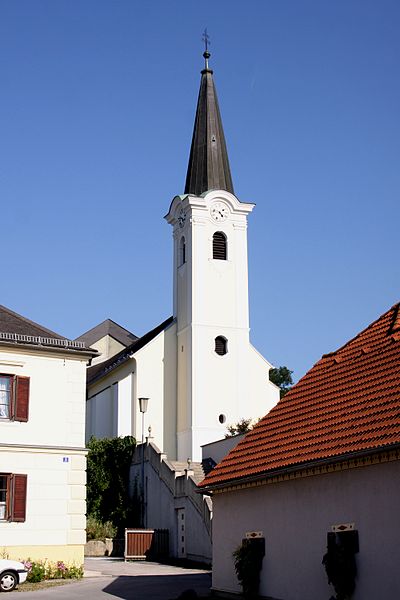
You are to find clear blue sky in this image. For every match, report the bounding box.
[1,1,399,381]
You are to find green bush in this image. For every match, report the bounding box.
[26,561,46,583]
[86,515,117,541]
[233,538,265,599]
[86,436,137,533]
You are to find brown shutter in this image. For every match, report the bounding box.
[14,376,30,422]
[10,474,27,522]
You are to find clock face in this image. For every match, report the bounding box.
[178,208,186,228]
[210,202,229,222]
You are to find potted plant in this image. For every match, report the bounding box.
[233,537,265,599]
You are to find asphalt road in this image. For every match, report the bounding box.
[16,558,212,599]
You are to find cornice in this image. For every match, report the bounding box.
[0,443,87,455]
[205,447,400,496]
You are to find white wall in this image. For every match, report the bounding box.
[212,460,400,600]
[134,323,177,458]
[202,433,245,465]
[90,335,125,365]
[0,345,88,562]
[0,449,86,548]
[0,348,88,449]
[86,322,178,458]
[87,362,135,442]
[131,443,212,564]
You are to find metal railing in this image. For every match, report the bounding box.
[0,332,86,349]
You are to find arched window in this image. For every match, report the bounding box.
[213,232,227,260]
[215,336,228,356]
[179,236,186,266]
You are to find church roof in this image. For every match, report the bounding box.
[76,319,138,348]
[199,302,400,490]
[87,316,174,384]
[184,51,234,197]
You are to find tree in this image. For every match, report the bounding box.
[269,366,293,398]
[86,436,136,533]
[225,417,256,438]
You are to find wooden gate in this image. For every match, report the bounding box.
[125,528,169,560]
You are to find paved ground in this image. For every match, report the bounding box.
[16,558,212,599]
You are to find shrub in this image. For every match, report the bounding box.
[86,515,117,541]
[233,538,265,599]
[86,435,136,533]
[25,559,84,583]
[27,561,46,583]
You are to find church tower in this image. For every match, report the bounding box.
[166,50,278,462]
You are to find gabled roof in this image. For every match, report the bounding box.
[76,319,138,348]
[184,51,234,197]
[87,316,174,385]
[0,305,96,355]
[200,302,400,490]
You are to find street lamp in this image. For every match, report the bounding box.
[138,397,149,527]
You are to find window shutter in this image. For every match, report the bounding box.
[15,376,30,422]
[10,474,27,522]
[213,232,227,260]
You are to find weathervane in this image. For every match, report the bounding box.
[202,28,211,69]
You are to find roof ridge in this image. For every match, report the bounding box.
[321,303,398,359]
[77,318,137,339]
[389,302,400,334]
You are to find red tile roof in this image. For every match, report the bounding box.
[200,302,400,489]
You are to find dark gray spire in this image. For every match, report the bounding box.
[184,51,234,196]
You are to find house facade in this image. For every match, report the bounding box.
[200,302,400,599]
[0,305,96,563]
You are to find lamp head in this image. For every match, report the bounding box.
[138,397,149,413]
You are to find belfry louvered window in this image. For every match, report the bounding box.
[215,336,228,356]
[179,236,186,266]
[213,232,227,260]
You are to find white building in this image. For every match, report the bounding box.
[200,302,400,599]
[0,305,96,563]
[84,50,279,464]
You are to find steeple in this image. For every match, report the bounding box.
[184,49,234,196]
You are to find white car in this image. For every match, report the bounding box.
[0,560,29,592]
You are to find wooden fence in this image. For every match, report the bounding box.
[125,528,169,560]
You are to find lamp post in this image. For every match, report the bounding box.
[138,397,149,528]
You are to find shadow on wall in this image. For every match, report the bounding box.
[102,573,211,600]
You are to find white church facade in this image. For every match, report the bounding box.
[83,49,279,464]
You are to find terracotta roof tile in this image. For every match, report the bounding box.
[200,302,400,489]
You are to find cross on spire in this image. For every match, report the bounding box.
[202,28,210,52]
[202,28,211,69]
